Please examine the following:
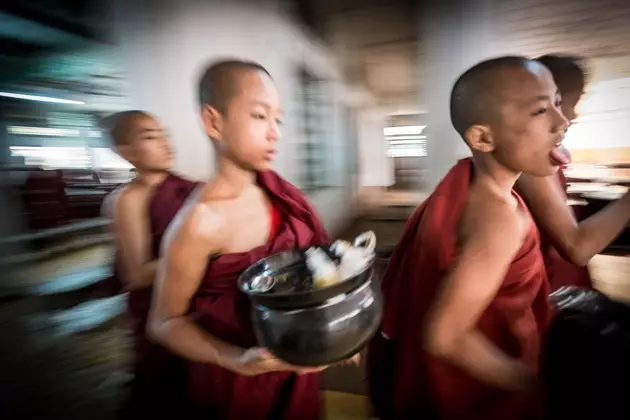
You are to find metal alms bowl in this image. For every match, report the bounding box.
[237,233,381,365]
[252,277,383,366]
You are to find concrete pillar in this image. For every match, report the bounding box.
[419,0,496,190]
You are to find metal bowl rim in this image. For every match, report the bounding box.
[252,277,377,314]
[237,248,375,298]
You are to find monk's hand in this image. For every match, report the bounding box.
[229,347,326,376]
[336,353,361,367]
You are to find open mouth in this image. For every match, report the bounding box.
[549,143,571,167]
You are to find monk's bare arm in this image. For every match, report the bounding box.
[516,174,630,266]
[148,206,321,376]
[113,188,157,290]
[148,206,243,366]
[424,205,535,392]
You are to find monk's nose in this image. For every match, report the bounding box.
[554,109,570,133]
[268,123,281,142]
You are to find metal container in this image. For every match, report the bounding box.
[238,233,382,366]
[251,277,382,366]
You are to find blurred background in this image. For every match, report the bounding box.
[1,0,630,419]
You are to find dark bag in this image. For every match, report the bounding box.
[541,286,630,419]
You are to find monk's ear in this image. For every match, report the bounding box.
[201,105,224,142]
[465,124,495,153]
[116,144,134,163]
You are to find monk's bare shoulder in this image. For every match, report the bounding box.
[116,183,150,213]
[101,184,129,219]
[461,191,526,250]
[161,192,226,257]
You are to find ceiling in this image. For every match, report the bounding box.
[314,0,420,114]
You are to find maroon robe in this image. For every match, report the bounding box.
[539,169,592,291]
[367,159,550,419]
[186,170,328,419]
[113,173,200,415]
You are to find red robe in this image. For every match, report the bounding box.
[114,173,200,415]
[187,170,329,419]
[539,170,592,291]
[367,159,550,420]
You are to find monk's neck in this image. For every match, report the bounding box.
[133,170,169,188]
[471,156,520,195]
[212,158,257,196]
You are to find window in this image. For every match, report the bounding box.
[295,68,329,191]
[10,146,91,169]
[563,77,630,152]
[385,125,427,157]
[343,106,359,178]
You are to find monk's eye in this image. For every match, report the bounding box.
[275,119,283,126]
[532,107,547,116]
[555,99,563,107]
[252,113,267,120]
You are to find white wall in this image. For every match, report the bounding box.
[419,0,495,189]
[357,107,394,188]
[111,0,358,235]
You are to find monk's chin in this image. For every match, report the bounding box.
[145,166,171,173]
[254,162,274,172]
[524,165,559,178]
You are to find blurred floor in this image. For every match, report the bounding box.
[1,202,630,420]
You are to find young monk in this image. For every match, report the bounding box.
[148,60,333,419]
[367,56,570,419]
[515,54,630,291]
[100,111,200,416]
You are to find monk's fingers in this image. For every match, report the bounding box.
[255,357,298,374]
[295,365,328,375]
[251,350,328,374]
[332,353,361,367]
[254,348,278,361]
[265,358,327,374]
[243,347,277,363]
[342,353,360,366]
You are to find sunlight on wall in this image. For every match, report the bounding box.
[564,77,630,150]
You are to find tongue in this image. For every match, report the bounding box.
[550,145,572,166]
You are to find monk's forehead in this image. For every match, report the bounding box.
[129,114,160,135]
[495,64,556,103]
[233,70,272,97]
[231,70,279,109]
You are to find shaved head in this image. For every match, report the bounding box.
[450,56,542,137]
[100,110,151,147]
[536,54,586,96]
[198,59,272,114]
[449,55,569,177]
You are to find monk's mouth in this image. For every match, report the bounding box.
[549,144,571,167]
